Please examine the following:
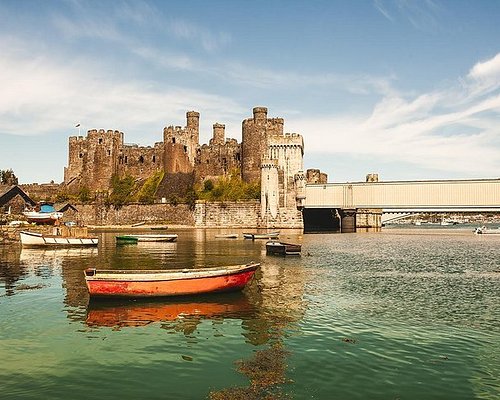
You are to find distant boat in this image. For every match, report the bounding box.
[116,234,178,243]
[20,230,98,247]
[215,233,239,239]
[266,240,302,256]
[243,232,280,240]
[474,226,500,235]
[23,202,63,225]
[84,262,260,298]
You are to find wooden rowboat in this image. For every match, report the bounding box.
[84,262,260,298]
[115,234,178,242]
[265,240,301,256]
[20,230,98,247]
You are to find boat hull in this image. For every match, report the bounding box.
[243,232,280,240]
[84,263,259,298]
[23,211,63,225]
[266,241,301,256]
[116,234,178,242]
[20,231,98,247]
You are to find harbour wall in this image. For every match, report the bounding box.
[194,200,261,228]
[72,203,195,226]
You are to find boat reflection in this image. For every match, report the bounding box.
[19,247,98,263]
[86,292,256,329]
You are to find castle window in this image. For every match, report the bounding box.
[79,153,83,158]
[119,155,123,164]
[139,156,144,163]
[125,156,128,164]
[184,145,187,152]
[172,138,176,144]
[108,150,111,156]
[152,155,156,163]
[236,153,240,161]
[99,138,103,144]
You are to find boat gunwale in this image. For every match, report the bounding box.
[85,263,260,282]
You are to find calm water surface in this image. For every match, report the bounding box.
[1,227,499,399]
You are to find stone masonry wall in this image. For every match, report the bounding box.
[194,200,260,228]
[73,203,194,226]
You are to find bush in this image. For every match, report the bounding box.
[197,171,260,201]
[136,171,164,204]
[108,174,136,208]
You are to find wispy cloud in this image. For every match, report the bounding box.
[374,0,444,32]
[168,19,232,52]
[289,52,500,179]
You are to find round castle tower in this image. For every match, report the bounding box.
[241,107,269,183]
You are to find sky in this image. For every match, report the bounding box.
[1,0,500,184]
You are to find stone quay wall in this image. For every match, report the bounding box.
[194,200,261,228]
[73,203,194,226]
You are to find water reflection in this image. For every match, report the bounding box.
[86,293,256,330]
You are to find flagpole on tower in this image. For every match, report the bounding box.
[76,123,81,135]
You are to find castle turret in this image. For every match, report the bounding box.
[242,107,269,183]
[211,123,225,145]
[253,106,268,123]
[186,111,200,141]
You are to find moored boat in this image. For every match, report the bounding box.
[23,202,63,225]
[115,234,178,242]
[215,233,239,239]
[474,226,500,235]
[20,230,98,247]
[266,240,302,256]
[243,231,280,240]
[84,262,260,298]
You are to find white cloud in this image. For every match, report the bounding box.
[288,53,500,179]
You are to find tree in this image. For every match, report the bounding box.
[0,169,18,185]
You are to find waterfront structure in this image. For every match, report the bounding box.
[64,107,313,228]
[302,176,500,232]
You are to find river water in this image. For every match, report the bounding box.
[1,227,499,399]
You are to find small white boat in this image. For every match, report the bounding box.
[215,233,239,239]
[20,231,98,247]
[116,234,178,242]
[243,232,280,240]
[23,202,63,225]
[474,226,500,235]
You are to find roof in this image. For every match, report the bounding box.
[0,185,36,207]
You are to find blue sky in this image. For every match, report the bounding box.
[1,0,500,184]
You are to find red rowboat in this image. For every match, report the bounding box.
[84,262,259,298]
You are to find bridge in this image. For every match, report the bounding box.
[301,178,500,232]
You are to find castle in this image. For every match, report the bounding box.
[64,106,325,227]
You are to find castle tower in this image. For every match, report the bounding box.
[186,111,200,144]
[241,107,269,183]
[211,123,225,145]
[163,111,200,173]
[64,129,123,191]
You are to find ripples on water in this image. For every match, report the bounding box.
[0,228,499,399]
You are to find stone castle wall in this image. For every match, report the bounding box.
[194,200,260,228]
[73,203,194,226]
[20,183,61,201]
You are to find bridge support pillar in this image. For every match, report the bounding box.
[356,208,383,230]
[340,209,357,233]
